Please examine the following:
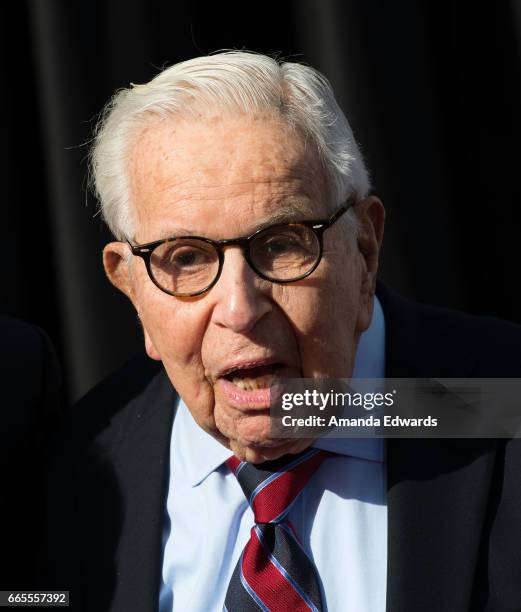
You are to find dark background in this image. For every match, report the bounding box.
[3,0,521,401]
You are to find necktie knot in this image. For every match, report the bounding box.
[224,447,330,611]
[226,447,328,524]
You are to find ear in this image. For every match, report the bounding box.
[103,242,163,362]
[143,327,162,361]
[355,195,385,317]
[103,242,133,298]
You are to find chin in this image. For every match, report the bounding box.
[214,404,314,462]
[229,435,314,464]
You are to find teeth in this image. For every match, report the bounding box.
[231,374,274,390]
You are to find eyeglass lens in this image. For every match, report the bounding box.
[149,224,321,295]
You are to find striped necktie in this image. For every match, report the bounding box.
[224,447,329,612]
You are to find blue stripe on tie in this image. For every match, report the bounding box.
[236,461,247,476]
[271,493,302,525]
[278,522,322,588]
[239,551,270,612]
[248,448,320,507]
[279,522,311,556]
[255,525,319,612]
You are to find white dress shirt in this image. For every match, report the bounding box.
[159,297,387,612]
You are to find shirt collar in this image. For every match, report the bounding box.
[177,295,386,486]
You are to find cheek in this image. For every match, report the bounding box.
[135,281,209,381]
[136,286,218,429]
[275,265,360,377]
[303,293,351,353]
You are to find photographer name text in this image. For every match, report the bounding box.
[281,414,438,428]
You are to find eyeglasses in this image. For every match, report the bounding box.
[127,198,355,297]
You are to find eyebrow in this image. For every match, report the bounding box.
[151,201,317,241]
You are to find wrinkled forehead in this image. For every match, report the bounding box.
[126,114,331,242]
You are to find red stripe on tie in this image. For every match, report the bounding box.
[226,456,241,473]
[241,526,312,612]
[252,451,326,523]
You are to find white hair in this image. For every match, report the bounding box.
[90,51,371,240]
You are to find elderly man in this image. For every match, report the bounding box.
[43,52,521,611]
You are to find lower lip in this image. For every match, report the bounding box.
[217,377,273,410]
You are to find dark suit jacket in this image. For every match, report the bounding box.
[0,316,61,589]
[42,284,521,611]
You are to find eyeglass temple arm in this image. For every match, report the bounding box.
[327,197,356,226]
[126,239,147,255]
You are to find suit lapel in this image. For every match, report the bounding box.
[107,369,177,612]
[385,438,497,611]
[377,283,498,611]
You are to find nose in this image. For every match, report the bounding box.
[210,247,271,334]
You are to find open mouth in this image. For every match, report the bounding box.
[222,363,283,391]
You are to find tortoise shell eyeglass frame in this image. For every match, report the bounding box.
[126,197,356,297]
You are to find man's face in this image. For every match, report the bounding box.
[105,113,383,462]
